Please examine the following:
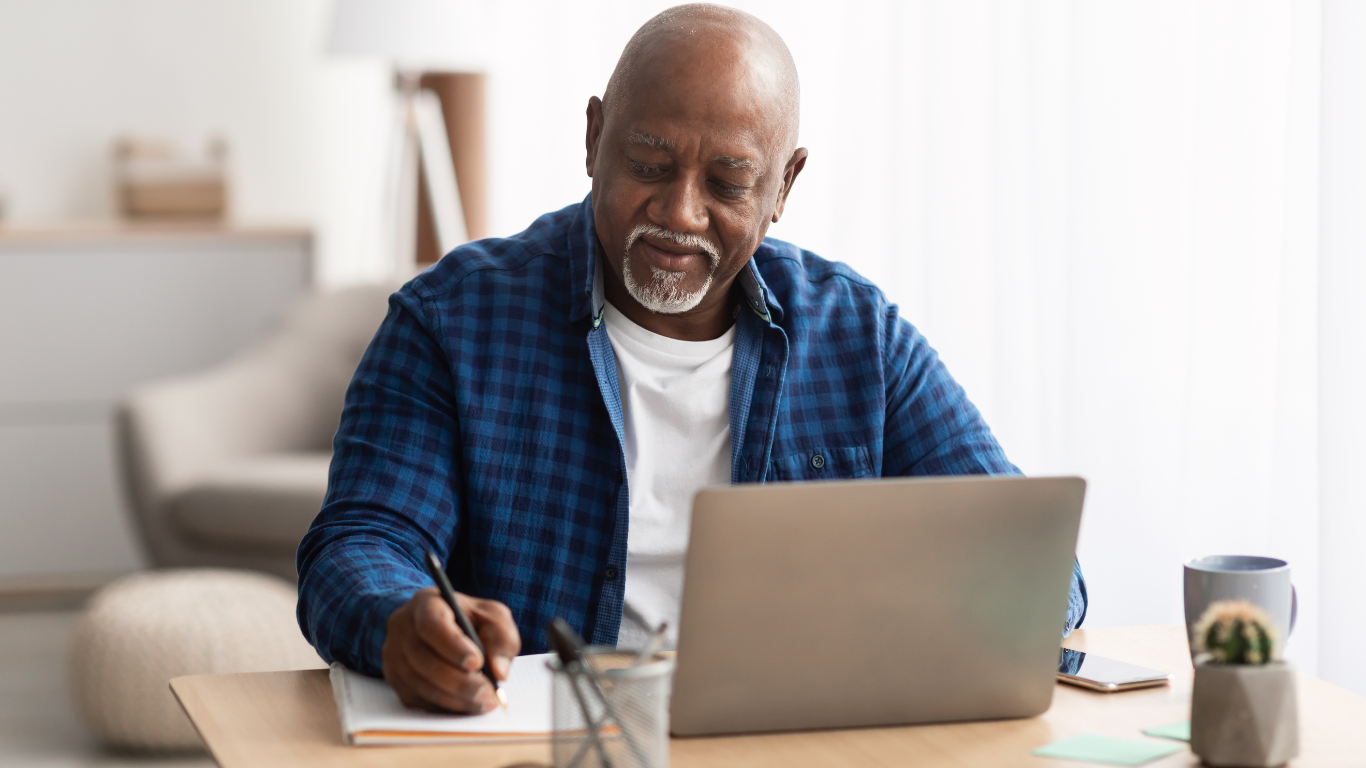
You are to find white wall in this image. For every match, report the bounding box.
[0,0,393,286]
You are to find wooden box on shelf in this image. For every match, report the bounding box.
[115,138,228,221]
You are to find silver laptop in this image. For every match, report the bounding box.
[670,475,1085,736]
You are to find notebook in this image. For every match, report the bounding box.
[329,652,555,745]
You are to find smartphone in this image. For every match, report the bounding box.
[1057,648,1171,692]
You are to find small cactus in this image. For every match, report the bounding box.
[1192,600,1279,665]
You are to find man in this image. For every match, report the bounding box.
[297,3,1087,715]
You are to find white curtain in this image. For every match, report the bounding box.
[776,0,1324,675]
[399,0,1347,686]
[1319,0,1366,697]
[772,0,1325,672]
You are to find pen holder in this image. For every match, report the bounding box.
[549,648,674,768]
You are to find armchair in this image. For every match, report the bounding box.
[115,283,400,579]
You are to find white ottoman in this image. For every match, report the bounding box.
[68,569,326,751]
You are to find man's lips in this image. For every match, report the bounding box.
[636,237,705,272]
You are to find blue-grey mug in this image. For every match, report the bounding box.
[1184,555,1296,656]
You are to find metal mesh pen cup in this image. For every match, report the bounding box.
[549,649,674,768]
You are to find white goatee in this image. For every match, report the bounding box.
[622,224,721,314]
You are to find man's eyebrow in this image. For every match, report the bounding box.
[713,155,757,171]
[624,132,758,172]
[625,132,677,151]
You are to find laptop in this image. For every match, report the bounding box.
[669,474,1085,736]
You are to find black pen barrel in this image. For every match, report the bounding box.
[424,551,502,695]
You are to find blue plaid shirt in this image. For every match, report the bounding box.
[297,195,1087,675]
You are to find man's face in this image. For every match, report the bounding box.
[586,46,796,317]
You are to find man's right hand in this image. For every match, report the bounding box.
[382,587,521,713]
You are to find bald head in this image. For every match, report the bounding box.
[584,4,809,338]
[602,4,800,152]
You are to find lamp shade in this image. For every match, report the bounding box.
[327,0,489,71]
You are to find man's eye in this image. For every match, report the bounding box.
[711,179,748,198]
[628,162,665,177]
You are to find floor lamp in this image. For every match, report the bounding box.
[328,0,485,276]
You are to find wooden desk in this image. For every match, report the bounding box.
[172,626,1366,767]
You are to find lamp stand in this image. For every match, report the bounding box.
[389,71,468,277]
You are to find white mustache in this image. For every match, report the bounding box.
[625,224,720,269]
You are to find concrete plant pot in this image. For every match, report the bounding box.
[1191,661,1299,767]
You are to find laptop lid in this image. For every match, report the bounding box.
[670,475,1085,736]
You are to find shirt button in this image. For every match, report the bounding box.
[604,566,619,581]
[810,454,826,470]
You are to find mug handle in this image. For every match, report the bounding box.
[1290,585,1297,636]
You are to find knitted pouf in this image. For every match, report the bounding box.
[68,569,325,751]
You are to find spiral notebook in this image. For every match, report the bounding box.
[329,653,555,745]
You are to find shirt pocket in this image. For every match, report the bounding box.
[768,446,874,482]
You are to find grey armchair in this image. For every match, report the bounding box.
[115,283,399,579]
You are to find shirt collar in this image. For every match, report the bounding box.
[570,196,599,322]
[736,260,782,323]
[571,194,783,326]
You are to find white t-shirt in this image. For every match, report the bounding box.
[601,302,734,650]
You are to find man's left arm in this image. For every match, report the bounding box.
[878,304,1088,634]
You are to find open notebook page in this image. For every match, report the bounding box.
[330,652,555,745]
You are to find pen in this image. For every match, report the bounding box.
[548,618,652,768]
[548,618,614,768]
[424,550,507,711]
[632,621,669,666]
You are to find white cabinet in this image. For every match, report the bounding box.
[0,225,311,579]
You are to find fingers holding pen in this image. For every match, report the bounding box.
[405,636,498,712]
[466,596,521,680]
[383,588,499,713]
[412,588,485,671]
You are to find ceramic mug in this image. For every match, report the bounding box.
[1184,555,1296,656]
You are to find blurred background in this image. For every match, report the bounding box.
[1,0,1363,763]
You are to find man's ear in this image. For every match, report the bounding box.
[585,97,605,178]
[772,147,809,223]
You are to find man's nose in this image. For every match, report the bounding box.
[649,174,709,236]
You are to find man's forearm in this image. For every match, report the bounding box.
[297,529,430,676]
[1065,559,1088,636]
[296,286,466,675]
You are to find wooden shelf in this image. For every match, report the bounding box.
[0,220,312,246]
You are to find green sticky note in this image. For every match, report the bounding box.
[1142,721,1190,742]
[1032,734,1183,766]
